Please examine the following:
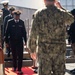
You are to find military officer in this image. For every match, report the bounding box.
[28,0,74,75]
[3,7,15,37]
[1,1,10,48]
[3,7,15,56]
[5,10,27,74]
[1,1,10,21]
[68,9,75,74]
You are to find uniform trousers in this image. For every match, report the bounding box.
[39,53,65,75]
[10,40,23,71]
[71,43,75,55]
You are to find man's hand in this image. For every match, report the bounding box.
[6,43,9,48]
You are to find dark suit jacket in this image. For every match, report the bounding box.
[5,19,27,44]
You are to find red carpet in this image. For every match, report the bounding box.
[5,67,37,75]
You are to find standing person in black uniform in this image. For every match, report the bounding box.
[68,9,75,74]
[1,1,10,21]
[3,7,15,37]
[3,7,15,57]
[5,10,27,74]
[1,1,10,49]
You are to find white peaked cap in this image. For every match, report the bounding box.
[1,0,9,4]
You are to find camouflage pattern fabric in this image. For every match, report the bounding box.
[28,5,74,75]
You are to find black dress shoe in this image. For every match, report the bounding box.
[34,69,38,73]
[72,71,75,74]
[70,69,75,73]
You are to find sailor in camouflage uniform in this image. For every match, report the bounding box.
[28,0,74,75]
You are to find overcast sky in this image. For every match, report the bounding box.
[0,0,45,9]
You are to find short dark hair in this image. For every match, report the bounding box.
[71,9,75,16]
